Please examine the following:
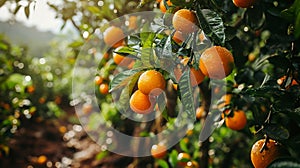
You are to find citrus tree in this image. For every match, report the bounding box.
[1,0,300,167]
[0,34,75,157]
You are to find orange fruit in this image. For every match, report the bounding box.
[173,31,186,43]
[190,67,205,86]
[113,47,133,66]
[217,94,232,110]
[156,0,162,3]
[172,9,198,34]
[177,153,191,166]
[82,103,93,114]
[27,85,35,94]
[277,75,298,88]
[185,161,199,168]
[196,106,205,119]
[138,70,166,96]
[37,155,47,164]
[103,26,124,48]
[251,139,284,168]
[233,0,256,8]
[248,53,256,62]
[103,52,109,59]
[174,67,205,87]
[151,143,167,159]
[99,83,109,94]
[39,97,46,104]
[173,83,178,90]
[199,46,234,79]
[130,90,155,114]
[95,76,103,85]
[159,0,172,13]
[128,16,137,30]
[54,96,62,105]
[225,110,247,130]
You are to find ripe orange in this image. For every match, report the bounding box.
[185,161,199,168]
[173,31,186,43]
[27,85,35,94]
[138,70,166,96]
[251,139,284,168]
[99,83,109,94]
[37,155,47,164]
[172,9,198,34]
[190,67,205,86]
[82,103,93,114]
[103,26,124,48]
[151,143,167,159]
[199,46,234,79]
[128,16,137,30]
[130,90,155,114]
[113,47,133,66]
[174,67,205,87]
[277,75,298,88]
[248,53,256,62]
[177,153,191,166]
[233,0,256,8]
[95,76,103,85]
[103,52,109,59]
[196,106,205,119]
[159,0,172,13]
[224,110,247,131]
[217,94,232,110]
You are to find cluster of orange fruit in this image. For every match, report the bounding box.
[151,142,198,167]
[95,75,109,95]
[130,70,166,114]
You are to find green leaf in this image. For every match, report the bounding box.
[109,69,143,92]
[268,158,300,168]
[95,151,108,160]
[140,47,154,68]
[68,41,84,48]
[262,124,290,141]
[179,139,189,153]
[178,69,196,121]
[87,6,101,15]
[168,149,179,167]
[195,8,225,45]
[113,46,139,58]
[24,5,30,18]
[140,31,155,48]
[157,159,169,168]
[110,70,143,112]
[161,35,173,58]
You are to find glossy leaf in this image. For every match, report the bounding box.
[268,158,300,168]
[178,69,195,121]
[195,8,225,45]
[262,124,290,140]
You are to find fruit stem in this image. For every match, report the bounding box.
[260,135,270,153]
